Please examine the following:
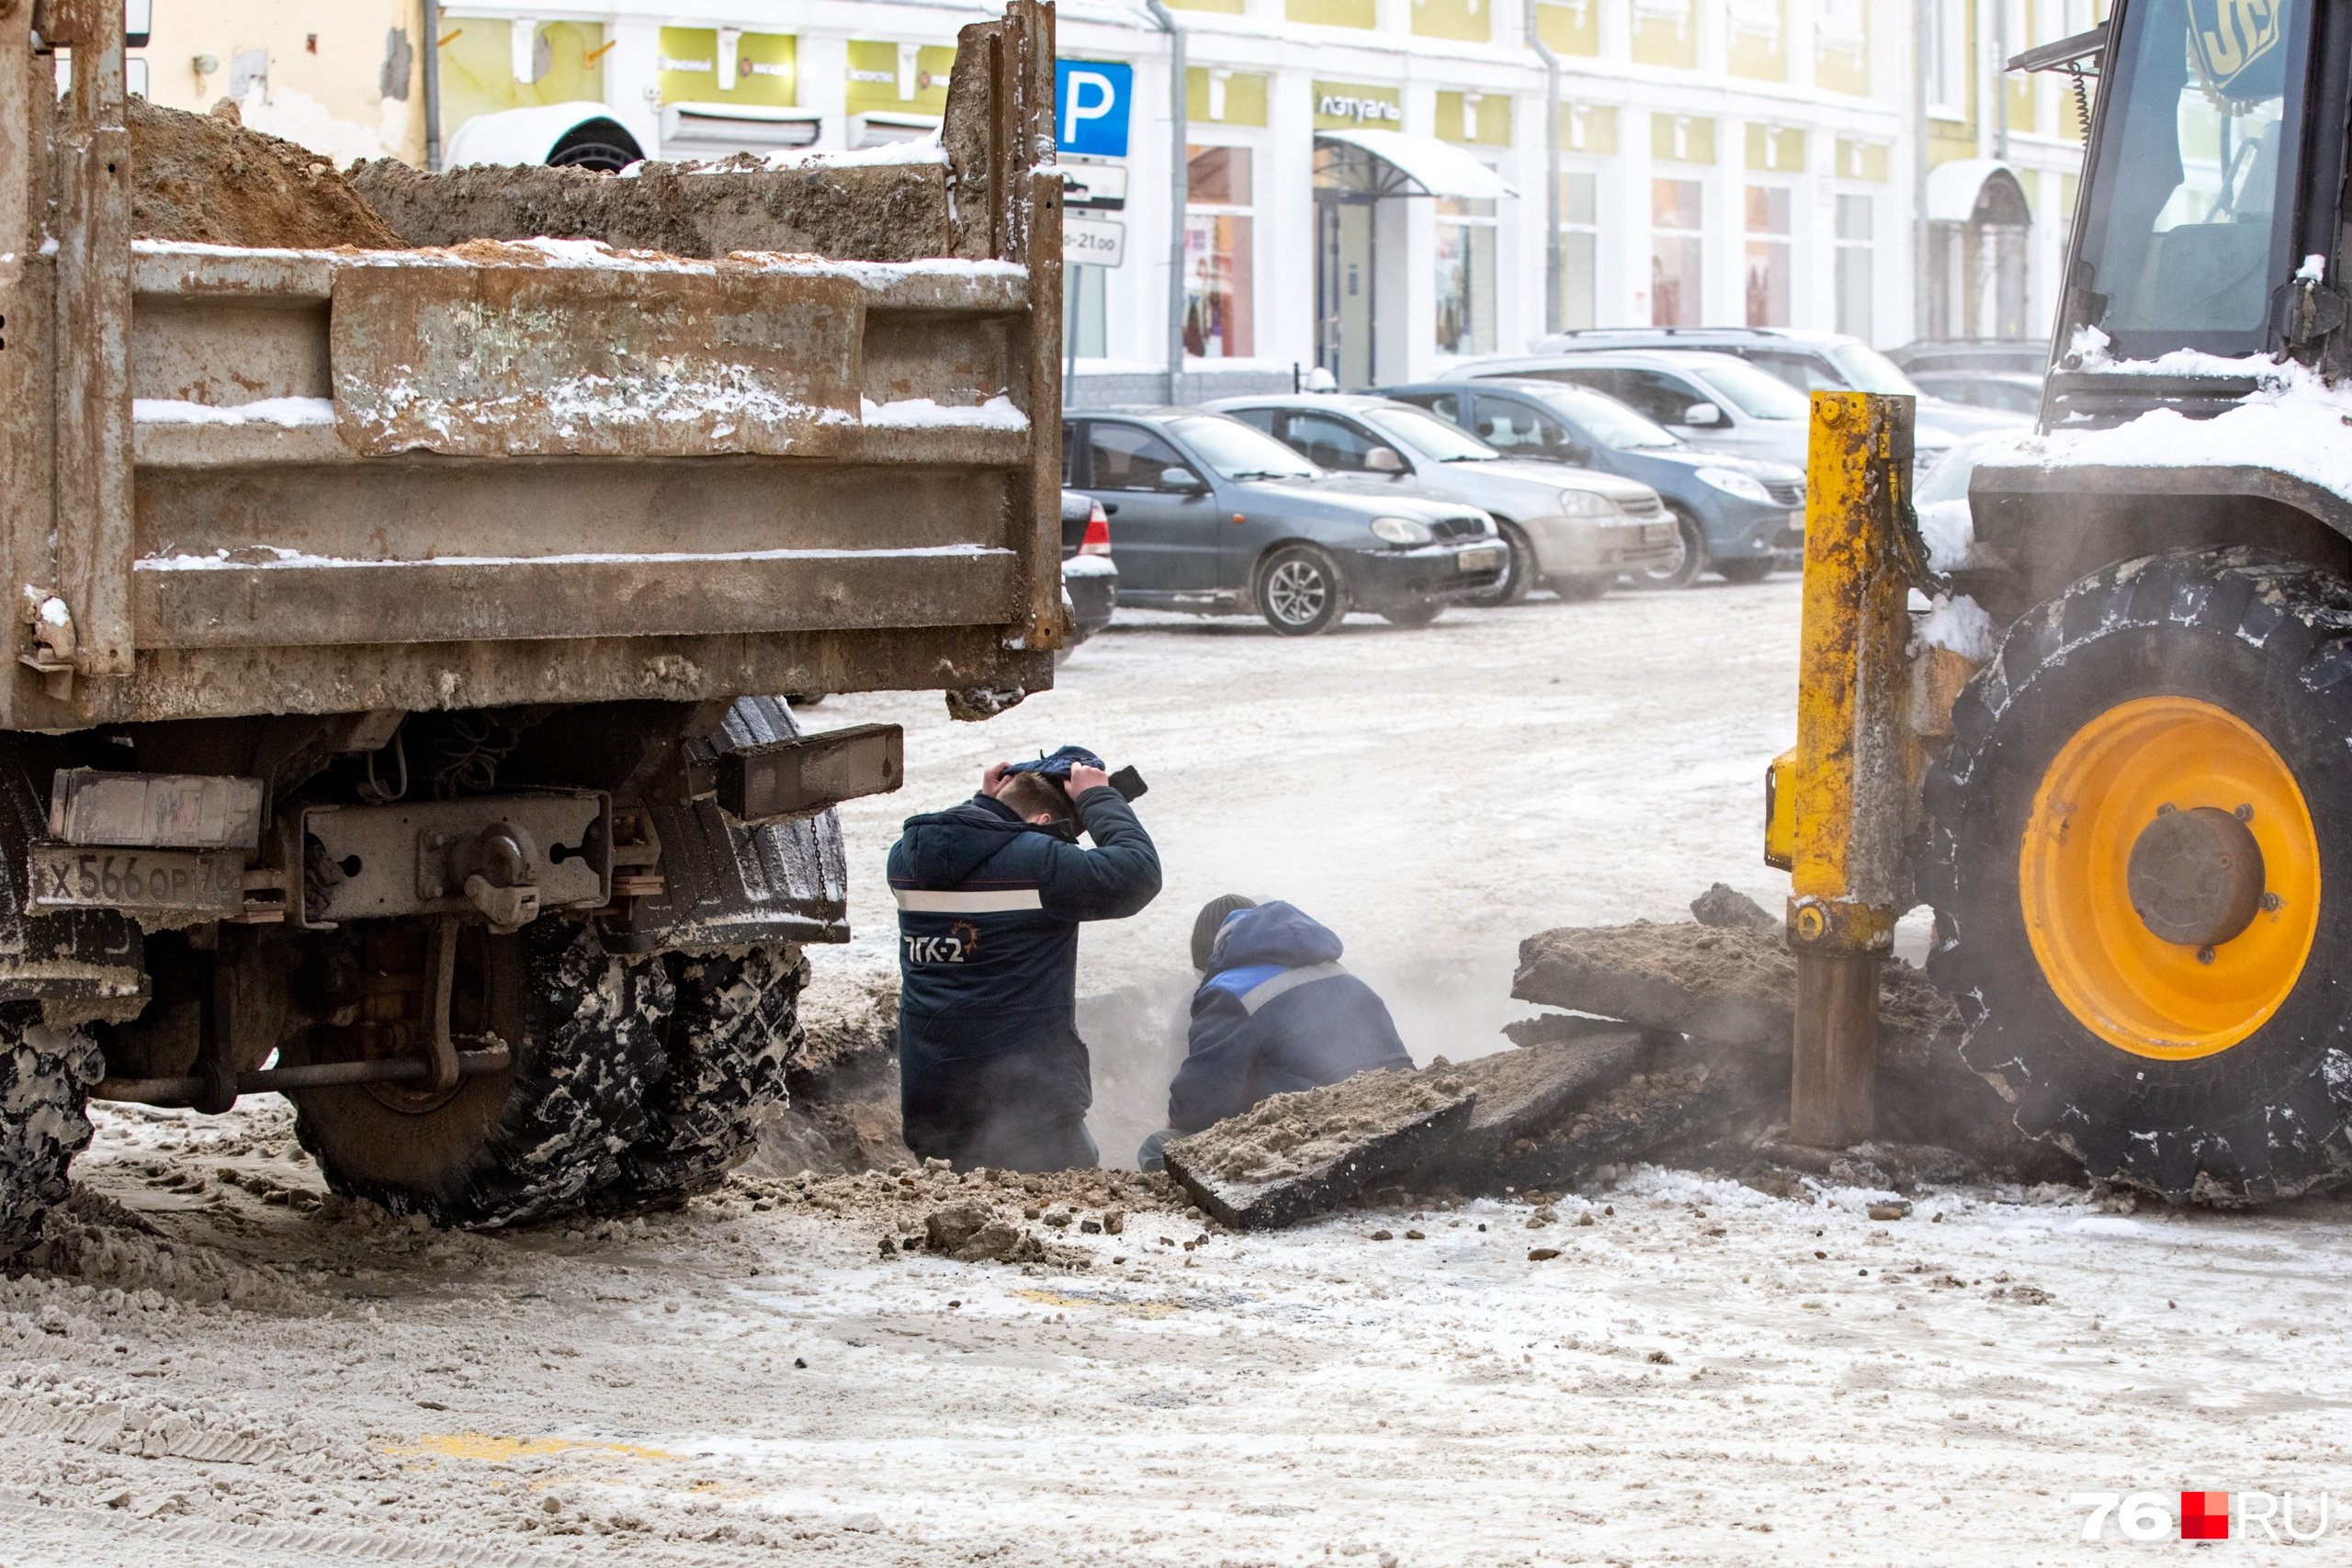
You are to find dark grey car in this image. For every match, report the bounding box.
[1063,409,1504,635]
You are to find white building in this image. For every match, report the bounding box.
[129,2,2094,402]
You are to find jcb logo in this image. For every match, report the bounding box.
[2188,0,2283,96]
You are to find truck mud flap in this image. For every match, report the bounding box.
[597,698,849,955]
[0,737,147,1021]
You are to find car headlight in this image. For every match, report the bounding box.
[1552,490,1616,519]
[1370,515,1433,545]
[1696,468,1773,503]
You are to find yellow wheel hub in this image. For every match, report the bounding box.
[2020,696,2319,1059]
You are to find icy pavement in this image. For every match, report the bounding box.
[8,1098,2352,1565]
[9,582,2352,1562]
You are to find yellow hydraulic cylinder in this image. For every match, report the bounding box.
[1778,392,1919,1148]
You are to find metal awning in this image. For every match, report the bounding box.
[1313,129,1515,200]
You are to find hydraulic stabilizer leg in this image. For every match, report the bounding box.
[1769,392,1924,1148]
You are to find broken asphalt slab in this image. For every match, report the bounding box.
[1163,1072,1476,1230]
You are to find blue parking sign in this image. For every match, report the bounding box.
[1056,61,1130,157]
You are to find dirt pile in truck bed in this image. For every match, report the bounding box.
[351,157,967,263]
[128,98,402,249]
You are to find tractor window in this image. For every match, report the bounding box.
[2076,0,2309,356]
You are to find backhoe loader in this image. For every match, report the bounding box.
[1772,0,2352,1202]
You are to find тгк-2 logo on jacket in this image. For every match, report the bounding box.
[904,919,984,964]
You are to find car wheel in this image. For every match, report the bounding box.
[1380,602,1443,628]
[1257,546,1350,636]
[1634,507,1708,591]
[1465,522,1534,607]
[1547,573,1614,601]
[1713,556,1775,585]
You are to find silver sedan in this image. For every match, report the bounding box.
[1207,394,1679,603]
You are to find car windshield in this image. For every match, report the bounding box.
[1685,358,1813,420]
[1167,414,1321,479]
[1362,405,1502,462]
[1522,385,1681,449]
[1826,343,1924,396]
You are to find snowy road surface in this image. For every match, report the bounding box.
[8,581,2352,1564]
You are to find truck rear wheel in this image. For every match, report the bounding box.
[1923,548,2352,1201]
[287,919,670,1228]
[0,1006,105,1261]
[594,945,808,1213]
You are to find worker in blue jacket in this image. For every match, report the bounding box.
[888,748,1161,1172]
[1140,897,1413,1168]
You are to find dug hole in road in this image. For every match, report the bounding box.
[8,582,2350,1567]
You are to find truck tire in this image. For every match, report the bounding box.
[594,945,808,1213]
[287,919,671,1228]
[1922,547,2352,1201]
[1257,545,1350,636]
[0,1006,105,1261]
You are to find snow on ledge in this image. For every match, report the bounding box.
[133,397,335,427]
[860,395,1028,432]
[1980,337,2352,499]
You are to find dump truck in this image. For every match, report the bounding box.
[0,0,1065,1256]
[1770,0,2352,1202]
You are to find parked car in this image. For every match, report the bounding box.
[1886,338,2047,376]
[1379,378,1804,588]
[1058,489,1118,652]
[1906,368,2044,415]
[1205,393,1677,604]
[1062,408,1504,635]
[1442,349,1818,470]
[1517,325,2031,461]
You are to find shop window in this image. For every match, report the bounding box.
[1835,193,1874,341]
[1651,178,1703,327]
[1185,145,1256,359]
[1436,197,1498,355]
[1745,186,1791,327]
[1557,170,1599,331]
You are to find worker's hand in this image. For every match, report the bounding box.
[981,761,1011,797]
[1067,762,1111,798]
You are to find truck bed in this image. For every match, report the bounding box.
[0,1,1063,731]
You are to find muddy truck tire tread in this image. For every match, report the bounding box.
[0,1006,105,1261]
[1922,547,2352,1201]
[594,944,808,1214]
[292,920,671,1228]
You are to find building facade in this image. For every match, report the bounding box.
[124,1,2093,400]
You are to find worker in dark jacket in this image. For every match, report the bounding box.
[1140,897,1412,1168]
[888,749,1161,1172]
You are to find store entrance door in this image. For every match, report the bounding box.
[1316,195,1375,389]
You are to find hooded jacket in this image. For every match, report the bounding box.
[1167,901,1411,1134]
[888,786,1160,1160]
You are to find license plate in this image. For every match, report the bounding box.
[1456,547,1502,573]
[1643,523,1677,545]
[28,843,246,915]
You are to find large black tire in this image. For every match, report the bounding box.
[1466,522,1535,607]
[1256,545,1350,636]
[288,919,672,1228]
[594,945,808,1213]
[0,1005,104,1261]
[1634,506,1708,590]
[1923,547,2352,1201]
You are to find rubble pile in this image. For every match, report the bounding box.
[1164,885,2077,1229]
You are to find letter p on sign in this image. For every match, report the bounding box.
[1057,61,1132,156]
